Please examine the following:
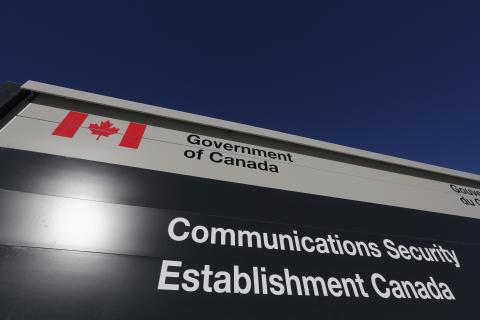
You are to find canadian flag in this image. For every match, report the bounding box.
[52,111,147,149]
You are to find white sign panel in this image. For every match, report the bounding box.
[0,100,478,219]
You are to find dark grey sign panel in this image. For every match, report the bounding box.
[0,149,478,319]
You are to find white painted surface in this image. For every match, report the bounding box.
[0,100,478,219]
[21,80,480,183]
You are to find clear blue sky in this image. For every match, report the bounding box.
[2,1,479,173]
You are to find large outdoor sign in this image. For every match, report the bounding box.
[0,90,479,319]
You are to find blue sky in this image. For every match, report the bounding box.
[2,1,479,173]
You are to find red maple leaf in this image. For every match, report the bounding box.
[88,120,119,140]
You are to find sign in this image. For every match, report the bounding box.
[0,87,479,319]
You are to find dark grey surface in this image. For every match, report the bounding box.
[0,148,478,319]
[0,148,478,243]
[0,82,33,130]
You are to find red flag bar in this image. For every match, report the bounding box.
[119,122,147,149]
[52,111,88,138]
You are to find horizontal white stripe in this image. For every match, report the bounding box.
[22,80,480,183]
[1,101,479,219]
